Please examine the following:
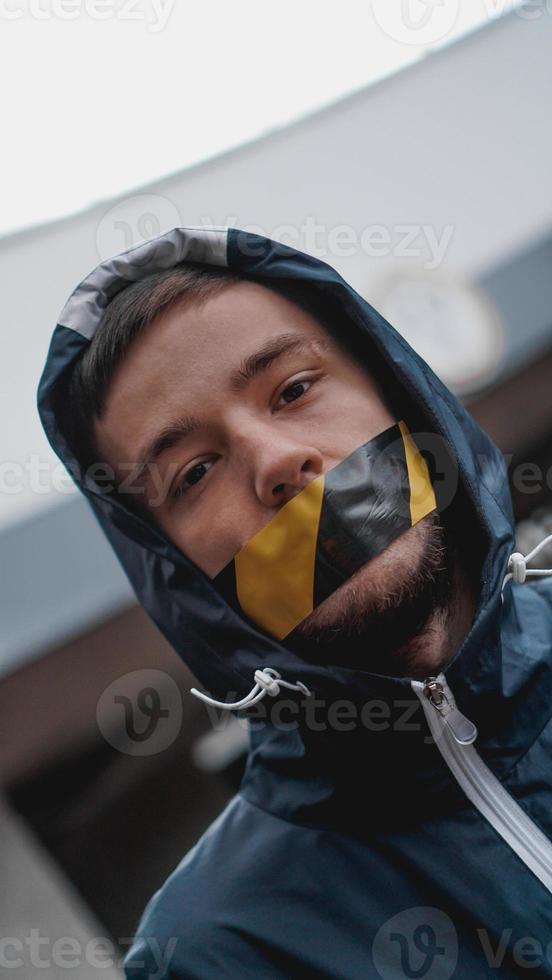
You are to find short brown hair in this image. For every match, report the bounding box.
[63,261,241,470]
[61,261,396,477]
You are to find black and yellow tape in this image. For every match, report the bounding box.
[212,420,437,640]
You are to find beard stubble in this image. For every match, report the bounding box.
[284,510,459,679]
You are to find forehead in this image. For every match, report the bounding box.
[168,279,332,358]
[93,279,335,464]
[122,279,330,385]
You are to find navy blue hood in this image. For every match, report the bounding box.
[38,225,550,835]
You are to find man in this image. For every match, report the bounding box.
[38,226,552,978]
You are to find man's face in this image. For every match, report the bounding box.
[94,280,452,669]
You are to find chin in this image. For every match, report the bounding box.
[284,511,455,673]
[298,518,436,637]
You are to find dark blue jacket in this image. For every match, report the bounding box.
[37,227,552,979]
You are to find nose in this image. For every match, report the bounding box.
[253,432,325,509]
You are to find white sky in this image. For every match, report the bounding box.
[0,0,523,239]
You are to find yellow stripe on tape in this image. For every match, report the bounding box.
[398,420,437,525]
[235,474,325,640]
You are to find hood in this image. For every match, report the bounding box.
[38,226,544,829]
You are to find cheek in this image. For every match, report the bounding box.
[341,384,393,430]
[311,390,393,460]
[317,372,392,426]
[157,502,244,578]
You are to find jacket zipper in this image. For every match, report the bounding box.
[411,673,552,895]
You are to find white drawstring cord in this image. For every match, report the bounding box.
[190,667,312,711]
[501,533,552,599]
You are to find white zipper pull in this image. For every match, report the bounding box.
[422,674,478,745]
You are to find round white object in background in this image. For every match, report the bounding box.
[371,269,505,396]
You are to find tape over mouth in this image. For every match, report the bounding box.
[211,420,438,640]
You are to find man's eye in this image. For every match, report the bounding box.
[278,379,312,405]
[174,459,213,498]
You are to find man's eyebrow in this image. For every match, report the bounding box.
[228,332,330,393]
[132,332,330,485]
[133,414,203,487]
